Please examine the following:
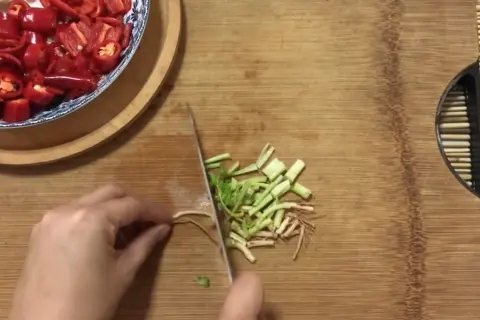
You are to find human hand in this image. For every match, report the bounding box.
[9,185,171,320]
[219,272,264,320]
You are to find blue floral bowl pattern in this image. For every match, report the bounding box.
[0,0,150,129]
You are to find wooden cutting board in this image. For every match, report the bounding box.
[0,1,479,320]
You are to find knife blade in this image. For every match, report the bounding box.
[187,106,234,283]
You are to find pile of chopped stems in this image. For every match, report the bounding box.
[172,144,316,263]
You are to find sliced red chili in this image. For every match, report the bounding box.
[0,38,19,49]
[0,53,23,70]
[23,81,55,106]
[92,40,120,73]
[47,42,67,60]
[47,56,74,74]
[24,31,47,45]
[0,12,21,40]
[21,8,57,34]
[122,0,131,13]
[58,26,84,56]
[90,0,105,18]
[77,19,92,40]
[96,16,122,27]
[44,73,97,91]
[49,0,80,19]
[69,23,88,45]
[104,0,125,16]
[0,32,26,54]
[40,0,52,8]
[45,86,64,95]
[65,88,86,99]
[23,43,49,71]
[26,69,45,84]
[74,0,96,15]
[121,22,131,49]
[0,70,23,100]
[105,25,123,42]
[54,23,69,43]
[86,21,111,53]
[73,53,89,70]
[64,0,83,6]
[2,98,30,122]
[7,0,30,20]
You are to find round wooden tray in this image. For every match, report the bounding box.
[0,0,182,166]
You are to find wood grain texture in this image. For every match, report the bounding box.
[1,0,480,320]
[0,0,181,165]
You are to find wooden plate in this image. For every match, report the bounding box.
[0,0,182,166]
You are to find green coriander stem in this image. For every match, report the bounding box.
[204,153,231,164]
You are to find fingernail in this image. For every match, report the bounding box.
[154,224,171,241]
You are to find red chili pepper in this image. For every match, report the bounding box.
[70,23,88,45]
[92,40,120,73]
[65,0,83,5]
[0,70,23,100]
[121,22,131,49]
[74,0,96,15]
[0,12,20,40]
[72,53,89,70]
[2,98,30,122]
[26,69,45,84]
[49,0,80,19]
[23,81,55,106]
[66,88,86,99]
[104,0,125,15]
[58,26,84,56]
[96,16,122,27]
[90,0,105,17]
[48,56,74,74]
[21,8,57,34]
[40,0,52,8]
[45,86,64,95]
[44,73,97,91]
[77,19,92,40]
[0,38,18,49]
[0,53,23,70]
[24,31,46,45]
[86,21,111,53]
[23,43,49,71]
[7,0,30,20]
[122,0,131,13]
[47,42,67,60]
[54,23,68,43]
[105,25,123,42]
[0,32,26,54]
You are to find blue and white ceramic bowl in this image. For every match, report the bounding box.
[0,0,150,129]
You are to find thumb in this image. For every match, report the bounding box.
[117,224,170,280]
[218,272,264,320]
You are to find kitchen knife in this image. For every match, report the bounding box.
[187,106,234,283]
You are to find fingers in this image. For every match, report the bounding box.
[98,197,171,228]
[76,184,127,206]
[218,272,264,320]
[117,224,171,280]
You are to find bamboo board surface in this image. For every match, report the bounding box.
[1,1,480,320]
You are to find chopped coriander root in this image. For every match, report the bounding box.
[174,218,217,245]
[203,144,318,263]
[194,276,211,288]
[173,211,212,220]
[292,225,305,261]
[226,238,256,263]
[172,145,317,266]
